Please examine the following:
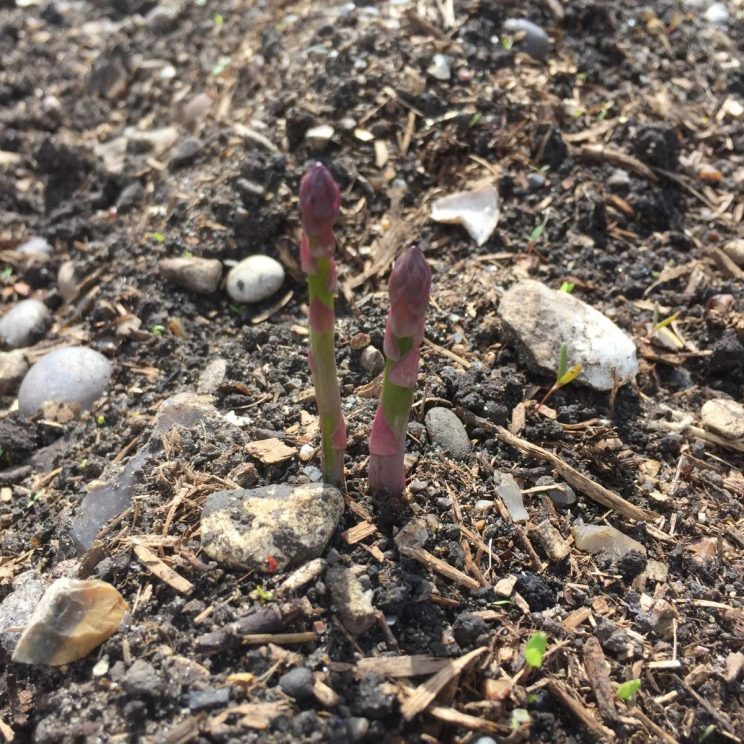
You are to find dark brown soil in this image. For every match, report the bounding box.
[1,0,743,742]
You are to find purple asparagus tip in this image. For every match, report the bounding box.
[388,246,432,340]
[299,162,341,237]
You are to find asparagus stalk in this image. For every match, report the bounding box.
[299,162,347,488]
[368,246,431,498]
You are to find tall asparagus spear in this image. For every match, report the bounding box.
[299,162,347,489]
[368,246,431,498]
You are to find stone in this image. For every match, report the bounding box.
[360,346,384,376]
[115,181,144,213]
[327,566,376,635]
[499,280,638,391]
[197,358,227,394]
[427,53,451,81]
[503,18,550,60]
[452,612,488,646]
[0,349,29,395]
[704,2,729,24]
[18,346,112,416]
[572,521,646,560]
[181,92,212,125]
[201,483,344,571]
[169,137,202,168]
[0,571,48,653]
[188,687,230,711]
[425,407,471,459]
[17,236,51,255]
[494,472,528,521]
[701,398,744,441]
[226,255,285,304]
[0,299,50,349]
[159,257,223,295]
[123,659,160,698]
[71,393,224,551]
[12,578,127,666]
[279,667,315,703]
[723,239,744,267]
[57,261,78,302]
[535,475,576,507]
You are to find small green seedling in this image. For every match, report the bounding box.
[536,341,582,412]
[254,585,274,603]
[151,324,166,336]
[559,281,575,293]
[96,415,106,426]
[150,232,165,243]
[700,724,717,742]
[616,679,641,701]
[524,631,548,668]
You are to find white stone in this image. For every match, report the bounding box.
[704,2,729,25]
[0,299,50,349]
[499,280,638,391]
[431,186,500,246]
[701,398,744,441]
[18,346,112,415]
[226,255,285,304]
[427,54,451,81]
[17,237,51,255]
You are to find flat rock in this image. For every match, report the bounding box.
[159,257,223,295]
[573,521,646,560]
[0,349,29,395]
[326,566,376,635]
[201,483,344,571]
[12,578,127,665]
[71,393,224,551]
[425,407,471,459]
[0,299,50,349]
[197,358,227,394]
[701,398,744,440]
[0,571,49,653]
[499,280,638,391]
[226,255,285,304]
[18,346,112,416]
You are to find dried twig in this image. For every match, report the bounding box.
[356,655,451,678]
[400,647,488,720]
[545,680,616,742]
[494,425,657,522]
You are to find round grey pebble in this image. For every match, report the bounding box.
[226,255,285,304]
[18,346,112,415]
[170,137,202,168]
[425,407,471,460]
[536,475,576,507]
[360,346,384,376]
[279,667,315,702]
[123,659,161,698]
[0,299,50,349]
[503,18,550,60]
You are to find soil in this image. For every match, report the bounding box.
[1,0,743,742]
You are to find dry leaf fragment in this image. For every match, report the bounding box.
[12,578,128,666]
[246,438,297,464]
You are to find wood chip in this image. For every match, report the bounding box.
[563,607,592,631]
[356,655,451,678]
[245,438,297,464]
[400,647,488,720]
[313,678,341,707]
[133,544,194,595]
[494,426,657,522]
[341,521,377,545]
[242,632,318,645]
[545,679,616,742]
[582,636,618,724]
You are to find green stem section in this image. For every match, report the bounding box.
[380,354,415,442]
[307,257,346,489]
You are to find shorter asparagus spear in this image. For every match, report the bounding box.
[299,162,347,489]
[368,246,431,498]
